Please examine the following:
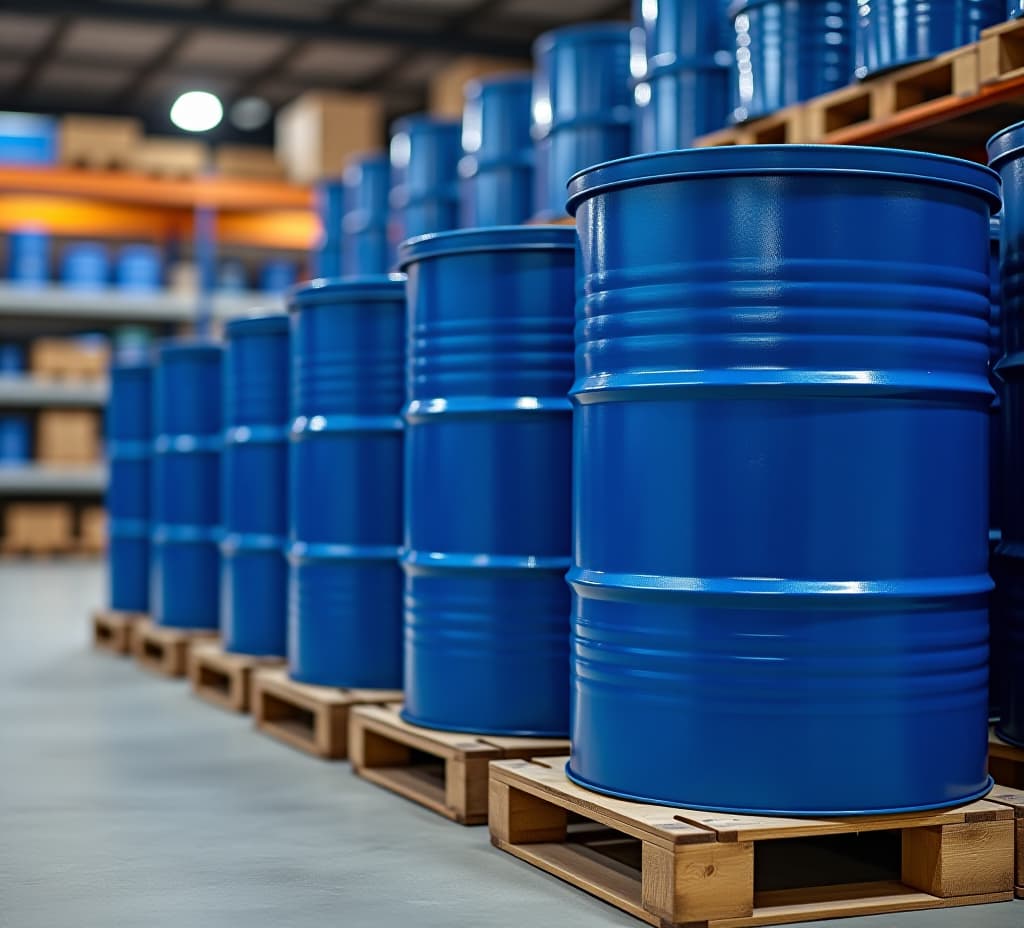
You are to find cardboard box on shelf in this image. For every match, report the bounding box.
[2,502,74,554]
[59,115,143,170]
[29,337,108,381]
[79,505,106,553]
[132,137,208,178]
[429,56,531,118]
[167,261,199,297]
[214,144,285,180]
[275,90,383,184]
[36,409,101,466]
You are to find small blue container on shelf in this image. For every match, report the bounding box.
[343,154,392,276]
[0,414,30,465]
[389,115,461,247]
[260,260,296,295]
[7,228,50,288]
[856,0,1004,79]
[459,74,535,227]
[221,314,290,657]
[217,260,247,294]
[0,342,24,374]
[0,112,57,165]
[60,242,109,291]
[116,244,162,293]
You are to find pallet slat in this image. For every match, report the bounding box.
[489,756,1016,927]
[91,609,144,655]
[188,641,284,713]
[980,16,1024,84]
[132,618,217,678]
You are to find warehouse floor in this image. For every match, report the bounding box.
[2,561,1021,928]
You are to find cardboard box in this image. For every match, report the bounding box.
[36,409,101,466]
[3,502,74,554]
[59,115,142,170]
[275,90,383,184]
[214,144,284,180]
[429,56,532,118]
[132,137,208,177]
[79,505,106,553]
[29,337,108,381]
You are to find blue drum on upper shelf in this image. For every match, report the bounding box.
[343,153,392,276]
[61,242,108,291]
[568,145,998,814]
[288,276,406,688]
[107,359,152,612]
[389,116,461,249]
[221,314,289,656]
[0,413,30,465]
[399,226,576,737]
[151,341,223,630]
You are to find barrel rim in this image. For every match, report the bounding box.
[532,20,633,56]
[397,224,575,267]
[156,338,222,359]
[464,71,534,100]
[223,311,289,336]
[110,358,152,373]
[566,145,1001,214]
[390,113,461,134]
[288,274,406,308]
[987,120,1024,170]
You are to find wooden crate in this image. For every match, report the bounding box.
[987,784,1024,899]
[36,409,101,466]
[214,144,284,180]
[349,704,570,825]
[59,115,142,170]
[489,756,1016,928]
[91,609,145,655]
[251,667,402,760]
[188,640,284,714]
[30,337,108,381]
[132,137,207,178]
[78,505,106,554]
[980,16,1024,84]
[132,618,217,678]
[2,502,74,555]
[695,107,805,147]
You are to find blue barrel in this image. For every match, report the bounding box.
[0,413,30,465]
[117,245,162,292]
[221,315,289,656]
[260,260,296,295]
[459,74,535,227]
[313,178,344,279]
[399,227,575,736]
[730,0,852,122]
[1013,0,1024,17]
[7,228,49,287]
[532,24,633,220]
[151,342,223,630]
[107,360,152,612]
[0,341,24,374]
[855,0,1003,79]
[568,146,998,814]
[989,123,1024,747]
[61,243,109,291]
[990,216,1004,722]
[632,0,732,151]
[343,154,392,276]
[389,116,461,248]
[288,276,406,688]
[217,260,247,294]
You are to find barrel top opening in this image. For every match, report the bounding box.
[289,274,406,308]
[566,145,1002,215]
[397,225,575,268]
[223,312,289,337]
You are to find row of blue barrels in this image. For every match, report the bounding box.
[8,232,162,290]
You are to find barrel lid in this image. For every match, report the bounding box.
[157,338,222,359]
[533,21,632,57]
[566,146,1001,215]
[398,225,575,268]
[224,312,289,337]
[987,121,1024,171]
[289,274,406,309]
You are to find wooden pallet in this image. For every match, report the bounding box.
[489,756,1016,928]
[696,106,805,148]
[987,784,1024,899]
[91,609,145,655]
[187,641,284,713]
[348,704,570,825]
[990,729,1024,790]
[132,618,217,678]
[251,667,403,760]
[980,16,1024,85]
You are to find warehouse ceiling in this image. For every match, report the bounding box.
[0,0,630,141]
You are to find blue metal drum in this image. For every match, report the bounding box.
[632,0,732,151]
[288,276,405,687]
[313,178,344,279]
[343,154,392,276]
[151,342,223,630]
[399,226,575,736]
[568,146,998,814]
[107,360,152,612]
[1012,0,1024,18]
[389,116,461,249]
[7,228,49,287]
[990,216,1004,721]
[117,244,162,293]
[730,0,852,122]
[989,123,1024,747]
[856,0,1003,79]
[0,413,30,465]
[459,74,534,227]
[221,315,289,656]
[532,24,633,221]
[0,341,24,374]
[61,242,108,291]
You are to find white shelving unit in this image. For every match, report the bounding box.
[0,465,106,496]
[0,376,107,407]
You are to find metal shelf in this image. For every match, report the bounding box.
[0,464,105,496]
[0,376,107,407]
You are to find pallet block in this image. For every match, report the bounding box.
[188,641,284,713]
[489,756,1016,928]
[987,783,1024,899]
[696,107,805,147]
[251,667,402,760]
[990,729,1024,790]
[980,16,1024,84]
[348,704,570,825]
[132,618,217,678]
[91,608,145,655]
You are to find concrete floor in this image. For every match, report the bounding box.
[1,561,1021,928]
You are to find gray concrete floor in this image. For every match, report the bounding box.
[1,560,1021,928]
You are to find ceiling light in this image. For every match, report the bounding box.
[170,90,223,133]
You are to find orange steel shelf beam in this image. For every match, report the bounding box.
[0,195,188,242]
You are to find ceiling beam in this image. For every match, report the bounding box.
[10,16,74,99]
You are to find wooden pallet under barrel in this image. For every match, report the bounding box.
[990,728,1024,790]
[132,618,217,678]
[987,784,1024,899]
[489,756,1017,928]
[187,640,284,714]
[251,667,403,760]
[348,703,570,825]
[91,609,145,655]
